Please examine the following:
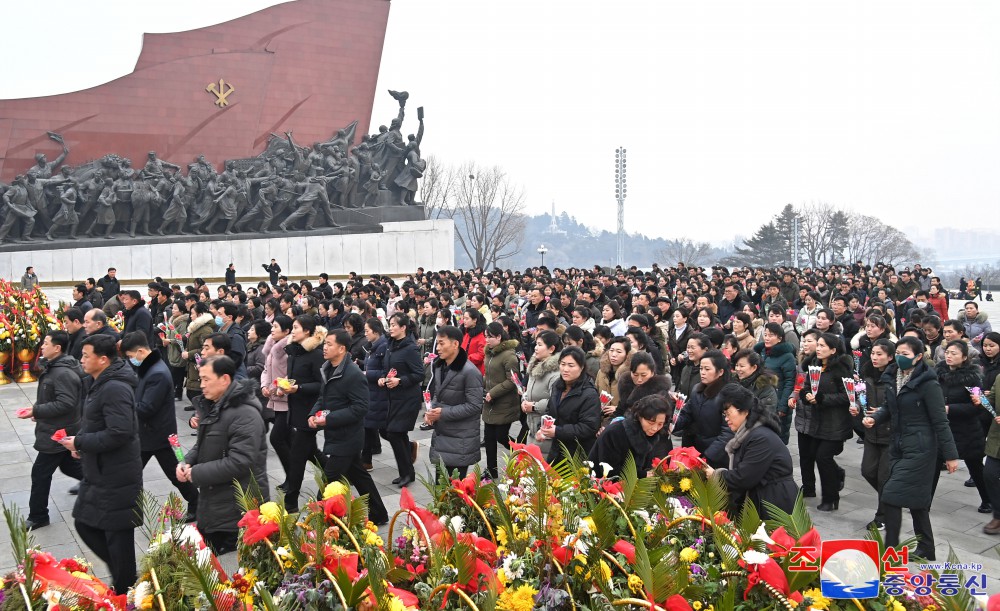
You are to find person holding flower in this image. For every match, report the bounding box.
[673,349,733,468]
[482,322,521,479]
[704,384,797,518]
[536,346,601,464]
[588,394,672,479]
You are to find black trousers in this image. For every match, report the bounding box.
[883,503,935,560]
[203,530,238,556]
[29,450,83,521]
[983,457,1000,519]
[860,441,890,519]
[382,430,414,479]
[443,465,468,479]
[516,411,530,444]
[798,432,818,491]
[74,520,136,593]
[323,453,388,523]
[361,427,381,464]
[483,422,512,479]
[814,438,844,503]
[169,365,186,400]
[269,411,292,478]
[284,427,321,511]
[140,448,199,507]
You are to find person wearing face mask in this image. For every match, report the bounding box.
[864,336,960,561]
[589,394,672,480]
[705,384,797,519]
[120,332,199,523]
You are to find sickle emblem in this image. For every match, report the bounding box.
[206,79,235,107]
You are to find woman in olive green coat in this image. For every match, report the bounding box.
[482,322,521,479]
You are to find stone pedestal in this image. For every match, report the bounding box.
[0,218,453,282]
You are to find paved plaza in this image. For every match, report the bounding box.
[1,290,998,596]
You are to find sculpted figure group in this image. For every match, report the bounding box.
[0,91,425,243]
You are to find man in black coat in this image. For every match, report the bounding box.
[177,356,269,555]
[308,329,389,524]
[96,268,120,302]
[262,259,281,286]
[83,309,120,343]
[121,332,199,521]
[72,283,93,314]
[225,263,237,287]
[121,290,154,345]
[218,302,248,364]
[64,307,86,360]
[19,331,84,530]
[59,334,142,594]
[831,295,860,345]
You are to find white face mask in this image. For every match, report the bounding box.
[916,302,928,309]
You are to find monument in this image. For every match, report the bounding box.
[0,0,454,278]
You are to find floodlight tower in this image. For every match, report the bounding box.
[614,147,627,267]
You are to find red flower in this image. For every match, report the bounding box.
[987,593,1000,611]
[766,526,820,558]
[666,446,704,470]
[400,487,445,539]
[457,531,498,564]
[237,510,279,544]
[738,556,789,599]
[611,540,635,564]
[451,473,478,506]
[322,551,360,581]
[552,544,574,566]
[713,511,731,526]
[322,495,347,519]
[509,442,551,471]
[600,480,623,497]
[664,594,692,610]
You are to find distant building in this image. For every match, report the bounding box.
[545,201,566,236]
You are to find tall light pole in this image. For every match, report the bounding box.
[615,147,627,267]
[537,244,548,267]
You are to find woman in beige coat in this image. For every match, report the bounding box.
[521,331,563,456]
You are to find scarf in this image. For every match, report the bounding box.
[724,421,762,469]
[896,368,912,392]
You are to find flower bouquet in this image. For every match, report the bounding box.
[969,387,998,418]
[807,365,822,395]
[791,372,806,407]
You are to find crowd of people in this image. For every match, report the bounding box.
[16,259,999,593]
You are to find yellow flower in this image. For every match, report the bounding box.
[803,588,830,610]
[889,599,905,611]
[258,502,283,524]
[692,603,702,611]
[387,594,410,611]
[496,527,508,546]
[140,595,154,610]
[323,481,349,500]
[661,483,674,494]
[364,530,383,547]
[679,478,692,492]
[597,560,612,582]
[627,574,644,593]
[580,516,596,534]
[679,547,699,563]
[497,568,508,584]
[497,584,539,611]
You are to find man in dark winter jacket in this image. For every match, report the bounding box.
[121,332,199,522]
[308,329,389,524]
[60,334,141,594]
[83,309,120,343]
[96,268,120,302]
[121,290,154,345]
[178,356,268,555]
[262,259,281,286]
[64,307,86,360]
[19,331,84,530]
[426,325,484,478]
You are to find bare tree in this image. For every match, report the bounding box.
[844,213,922,267]
[656,238,714,267]
[798,202,849,267]
[440,162,526,269]
[417,155,456,220]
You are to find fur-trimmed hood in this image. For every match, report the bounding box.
[742,368,778,391]
[935,362,983,387]
[486,338,520,357]
[599,348,633,380]
[618,373,673,408]
[528,353,560,377]
[288,326,328,354]
[187,312,215,334]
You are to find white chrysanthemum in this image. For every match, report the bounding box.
[449,516,465,532]
[502,552,525,580]
[742,549,769,565]
[196,547,212,567]
[129,581,151,605]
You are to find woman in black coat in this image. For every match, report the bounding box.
[536,347,602,465]
[673,350,733,469]
[362,318,389,469]
[280,315,327,512]
[344,313,368,367]
[380,313,424,487]
[937,340,991,512]
[706,384,798,519]
[616,351,673,419]
[589,395,672,479]
[864,336,960,561]
[798,332,853,512]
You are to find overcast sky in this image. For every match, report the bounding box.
[1,1,998,244]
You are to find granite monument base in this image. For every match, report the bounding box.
[0,218,453,282]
